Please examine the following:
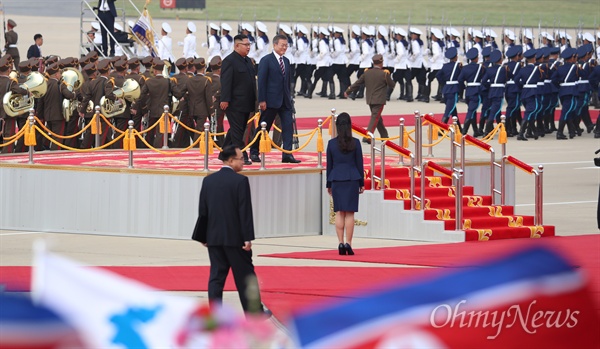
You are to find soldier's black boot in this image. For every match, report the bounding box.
[306,81,314,99]
[517,120,529,141]
[567,119,576,139]
[556,120,568,139]
[405,83,413,102]
[462,119,472,136]
[398,81,405,100]
[328,82,336,100]
[356,85,365,99]
[318,81,327,97]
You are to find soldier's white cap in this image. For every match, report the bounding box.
[328,25,334,33]
[449,27,460,37]
[378,25,388,37]
[91,21,100,31]
[114,23,123,32]
[361,26,370,35]
[334,26,344,34]
[473,30,484,39]
[409,27,422,35]
[467,27,473,35]
[296,24,308,35]
[545,32,554,41]
[430,27,443,39]
[162,22,172,34]
[582,32,594,42]
[368,25,376,36]
[523,28,533,40]
[504,29,516,41]
[256,21,268,33]
[221,23,232,32]
[559,32,572,40]
[209,23,219,31]
[319,26,329,35]
[394,27,407,37]
[487,29,497,38]
[279,24,293,35]
[597,32,600,39]
[128,20,135,29]
[242,23,254,32]
[352,25,361,36]
[187,22,197,33]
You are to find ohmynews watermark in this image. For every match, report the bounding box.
[429,300,580,339]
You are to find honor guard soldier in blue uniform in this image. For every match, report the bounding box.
[515,49,542,140]
[534,48,550,137]
[504,45,523,136]
[553,48,579,139]
[437,47,462,124]
[590,58,600,138]
[544,47,561,134]
[575,44,595,135]
[481,50,510,136]
[458,48,484,134]
[478,46,494,135]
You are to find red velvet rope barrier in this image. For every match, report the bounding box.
[464,134,492,152]
[426,161,454,178]
[506,155,535,173]
[385,140,412,157]
[351,123,369,137]
[422,114,450,131]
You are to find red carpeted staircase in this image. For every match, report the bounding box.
[364,166,555,241]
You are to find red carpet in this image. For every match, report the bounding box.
[0,265,433,320]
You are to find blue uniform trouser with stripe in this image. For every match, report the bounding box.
[465,95,481,121]
[442,93,458,123]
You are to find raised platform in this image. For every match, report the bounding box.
[0,149,514,242]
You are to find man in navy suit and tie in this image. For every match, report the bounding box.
[95,0,117,56]
[250,34,301,163]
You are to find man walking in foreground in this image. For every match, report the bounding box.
[192,145,265,315]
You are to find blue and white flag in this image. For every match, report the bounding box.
[31,249,199,349]
[132,8,157,57]
[290,247,600,349]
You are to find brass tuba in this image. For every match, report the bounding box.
[3,71,48,117]
[60,67,84,122]
[99,78,141,118]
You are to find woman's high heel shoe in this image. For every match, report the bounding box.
[344,243,354,255]
[338,243,347,255]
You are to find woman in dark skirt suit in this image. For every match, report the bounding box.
[326,112,365,255]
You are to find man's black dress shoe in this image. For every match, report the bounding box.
[250,153,261,163]
[282,156,301,163]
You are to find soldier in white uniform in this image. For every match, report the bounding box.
[426,27,445,103]
[391,27,410,101]
[346,25,362,99]
[220,23,234,58]
[308,27,333,99]
[181,22,198,58]
[354,26,375,99]
[240,23,256,64]
[254,21,270,68]
[331,26,349,99]
[376,25,394,100]
[157,22,175,74]
[408,27,425,101]
[294,24,310,97]
[206,23,221,64]
[279,24,297,94]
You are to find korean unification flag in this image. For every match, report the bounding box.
[132,9,157,57]
[32,249,199,349]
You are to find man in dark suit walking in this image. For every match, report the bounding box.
[192,145,264,314]
[249,34,301,163]
[26,34,43,59]
[220,34,257,165]
[95,0,117,56]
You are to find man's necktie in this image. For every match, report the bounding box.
[279,56,285,75]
